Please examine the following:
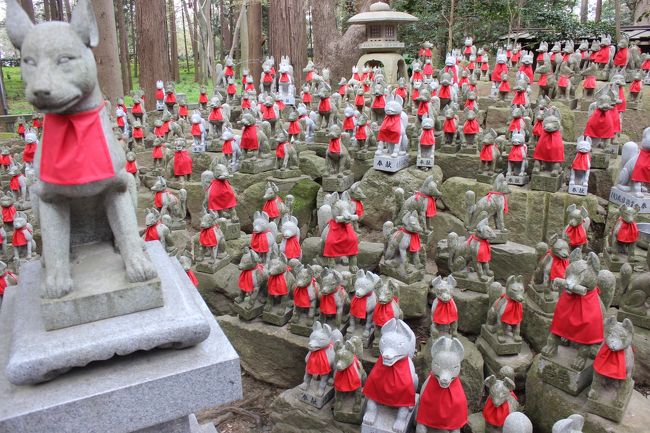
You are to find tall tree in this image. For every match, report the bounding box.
[269,0,307,88]
[183,0,201,82]
[168,0,180,81]
[219,0,232,60]
[311,0,375,81]
[136,0,171,104]
[91,0,124,103]
[196,0,216,85]
[580,0,588,23]
[63,0,72,21]
[115,0,132,94]
[129,0,138,78]
[20,0,35,22]
[595,0,603,22]
[247,0,263,88]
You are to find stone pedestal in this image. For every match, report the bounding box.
[458,145,478,155]
[361,395,419,433]
[568,182,588,196]
[617,308,650,330]
[232,298,265,321]
[453,287,489,335]
[530,172,563,192]
[490,229,508,245]
[602,248,629,273]
[538,346,593,396]
[416,157,434,170]
[505,173,529,186]
[478,325,522,356]
[262,304,293,326]
[590,150,610,169]
[586,377,634,423]
[239,157,274,174]
[452,272,494,294]
[323,173,355,192]
[221,221,241,241]
[5,242,211,386]
[526,283,558,315]
[438,144,459,154]
[476,336,533,390]
[521,293,554,352]
[195,254,232,274]
[609,187,650,213]
[476,172,499,185]
[373,154,410,173]
[0,251,242,432]
[272,168,303,179]
[333,393,367,425]
[298,383,335,409]
[379,261,423,285]
[383,276,429,320]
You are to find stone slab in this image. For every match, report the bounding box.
[323,174,355,192]
[416,157,434,169]
[373,154,410,173]
[379,260,424,285]
[361,394,419,433]
[195,254,232,274]
[383,276,429,320]
[333,394,366,425]
[272,168,303,179]
[298,384,335,409]
[40,241,163,331]
[476,172,499,185]
[506,174,529,186]
[586,377,634,423]
[538,347,593,396]
[521,294,554,352]
[5,242,211,385]
[452,273,494,294]
[453,287,489,336]
[529,172,563,192]
[240,157,274,174]
[475,336,533,390]
[0,252,242,432]
[479,325,522,356]
[232,300,265,321]
[526,284,557,315]
[609,187,650,213]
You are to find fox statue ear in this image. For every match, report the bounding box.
[70,0,99,48]
[5,0,35,50]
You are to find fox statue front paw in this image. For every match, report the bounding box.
[43,268,74,299]
[125,252,157,283]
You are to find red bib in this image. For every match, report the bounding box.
[131,102,143,114]
[320,289,340,315]
[268,273,289,296]
[125,160,138,174]
[614,47,628,66]
[318,97,331,112]
[153,126,165,138]
[630,80,642,93]
[594,345,627,380]
[241,125,259,150]
[512,91,527,106]
[41,103,115,185]
[179,105,189,117]
[355,94,365,107]
[395,88,407,99]
[508,144,526,162]
[483,397,510,427]
[9,175,22,191]
[238,265,262,293]
[417,101,430,116]
[468,234,491,263]
[372,95,386,109]
[509,118,524,132]
[242,98,252,109]
[334,356,362,392]
[2,205,16,223]
[288,120,301,135]
[617,219,639,243]
[438,85,451,99]
[293,279,316,308]
[584,109,615,139]
[443,118,457,133]
[631,149,650,183]
[262,72,274,83]
[351,199,364,218]
[207,179,237,210]
[283,236,302,259]
[186,269,199,287]
[416,375,468,429]
[355,125,367,140]
[343,116,355,131]
[222,139,233,155]
[423,63,434,76]
[12,226,31,246]
[480,143,496,162]
[373,301,396,327]
[225,65,234,76]
[572,152,591,170]
[116,116,125,127]
[306,345,332,376]
[152,145,164,160]
[17,124,25,134]
[199,227,218,247]
[433,298,458,325]
[227,84,237,95]
[174,150,193,176]
[209,107,223,122]
[262,198,281,219]
[328,138,341,153]
[548,251,569,281]
[399,228,421,252]
[463,119,480,134]
[338,84,347,95]
[165,92,176,104]
[558,75,569,88]
[518,65,534,83]
[491,63,509,82]
[261,105,276,120]
[133,127,144,139]
[500,295,523,325]
[155,89,164,100]
[378,114,402,144]
[350,293,370,319]
[323,221,358,257]
[420,129,435,146]
[144,224,159,241]
[538,73,548,87]
[364,357,415,407]
[0,271,16,296]
[250,231,270,253]
[532,119,543,137]
[583,76,597,89]
[415,191,436,217]
[465,99,476,110]
[486,191,508,214]
[550,288,604,345]
[565,224,587,247]
[191,123,202,136]
[499,80,510,93]
[533,130,564,162]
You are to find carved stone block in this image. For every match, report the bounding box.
[261,305,293,326]
[333,393,367,425]
[568,182,588,196]
[373,154,410,173]
[438,144,459,154]
[617,309,650,330]
[361,394,419,433]
[323,173,355,192]
[272,168,303,179]
[525,283,558,315]
[232,299,265,321]
[452,272,494,294]
[602,248,628,273]
[289,320,314,337]
[476,336,534,390]
[609,187,650,214]
[586,377,634,423]
[476,172,499,185]
[379,259,424,285]
[530,172,563,192]
[479,324,522,356]
[239,157,274,174]
[505,173,529,186]
[299,383,335,409]
[538,346,593,396]
[221,221,241,241]
[416,157,434,169]
[346,324,375,349]
[458,145,478,155]
[195,253,232,274]
[590,150,611,169]
[490,229,508,245]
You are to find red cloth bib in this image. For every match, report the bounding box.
[328,138,341,153]
[283,236,302,259]
[423,63,434,76]
[468,234,491,263]
[343,116,355,131]
[131,102,143,113]
[238,265,262,293]
[323,221,358,257]
[165,92,176,104]
[355,125,367,140]
[509,118,524,132]
[417,101,430,116]
[617,219,639,243]
[9,175,22,191]
[412,88,420,100]
[0,271,16,296]
[318,97,331,112]
[0,155,12,167]
[275,142,286,159]
[334,356,362,392]
[207,179,237,210]
[2,205,16,223]
[550,288,604,344]
[416,375,468,429]
[350,199,364,218]
[224,65,234,76]
[558,75,569,88]
[415,191,436,217]
[499,80,511,93]
[518,65,534,83]
[261,105,276,120]
[594,345,627,380]
[17,124,25,134]
[583,76,597,89]
[209,107,223,121]
[174,150,193,176]
[364,357,415,407]
[242,98,252,109]
[433,298,458,325]
[199,227,218,247]
[355,94,365,107]
[412,71,423,81]
[268,273,289,296]
[372,95,386,109]
[491,63,509,82]
[548,251,569,281]
[306,344,332,376]
[643,58,650,70]
[399,228,421,252]
[250,231,270,253]
[153,126,165,138]
[463,119,480,134]
[486,191,508,214]
[125,160,138,174]
[263,72,274,83]
[241,125,259,150]
[565,224,587,247]
[512,91,527,106]
[338,84,347,96]
[631,80,642,93]
[395,87,407,99]
[305,71,313,81]
[222,139,233,155]
[32,118,41,128]
[186,269,199,287]
[572,152,591,170]
[443,118,457,133]
[420,129,435,146]
[373,301,396,327]
[533,130,564,162]
[378,114,402,144]
[614,47,628,66]
[538,73,548,87]
[350,293,369,319]
[483,397,510,427]
[262,198,281,219]
[632,149,650,183]
[288,120,301,135]
[500,295,523,325]
[584,109,615,139]
[155,89,164,100]
[293,279,316,308]
[532,119,543,137]
[438,85,451,99]
[464,99,476,110]
[480,143,495,162]
[41,103,115,185]
[191,123,202,136]
[320,289,340,315]
[116,116,125,127]
[508,144,526,162]
[144,224,159,241]
[133,127,144,139]
[227,84,237,95]
[154,191,165,209]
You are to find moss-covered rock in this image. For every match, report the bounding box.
[556,102,576,141]
[299,151,326,180]
[435,152,480,181]
[288,179,320,233]
[237,181,268,232]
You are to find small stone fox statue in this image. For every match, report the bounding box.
[333,336,366,413]
[290,262,320,325]
[608,204,640,261]
[383,210,424,271]
[301,321,343,396]
[5,0,157,298]
[448,217,496,281]
[482,374,518,432]
[486,275,525,343]
[236,247,268,307]
[348,270,380,339]
[466,174,511,232]
[394,176,442,233]
[430,275,459,338]
[531,234,570,302]
[552,414,584,433]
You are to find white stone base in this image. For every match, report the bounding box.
[506,174,529,186]
[416,157,434,169]
[373,154,410,173]
[568,183,588,196]
[609,187,650,213]
[361,394,419,433]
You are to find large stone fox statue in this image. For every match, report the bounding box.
[6,0,157,298]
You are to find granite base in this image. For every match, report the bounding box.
[361,395,419,433]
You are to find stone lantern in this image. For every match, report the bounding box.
[347,1,418,84]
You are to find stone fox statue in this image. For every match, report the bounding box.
[6,0,157,298]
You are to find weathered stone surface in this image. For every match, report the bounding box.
[384,276,429,319]
[556,102,576,141]
[476,337,533,390]
[491,242,537,281]
[484,106,511,131]
[288,179,320,234]
[465,412,486,433]
[414,335,484,413]
[434,151,480,183]
[588,167,615,200]
[358,165,443,230]
[225,234,251,264]
[454,287,489,335]
[183,181,206,229]
[632,325,650,386]
[526,355,650,433]
[520,294,553,352]
[430,212,467,259]
[231,170,273,193]
[269,387,359,433]
[440,177,600,247]
[301,237,384,271]
[299,151,327,180]
[237,181,268,232]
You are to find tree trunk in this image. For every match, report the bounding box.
[269,0,307,89]
[44,0,51,21]
[247,0,263,88]
[595,0,603,22]
[130,0,138,79]
[615,0,621,42]
[115,0,132,94]
[219,0,232,60]
[516,0,524,28]
[181,0,191,72]
[168,0,180,81]
[63,0,72,21]
[580,0,588,23]
[20,0,35,23]
[136,0,171,104]
[312,0,375,81]
[447,0,455,53]
[230,0,247,59]
[90,0,125,104]
[185,0,202,82]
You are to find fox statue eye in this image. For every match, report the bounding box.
[23,57,36,66]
